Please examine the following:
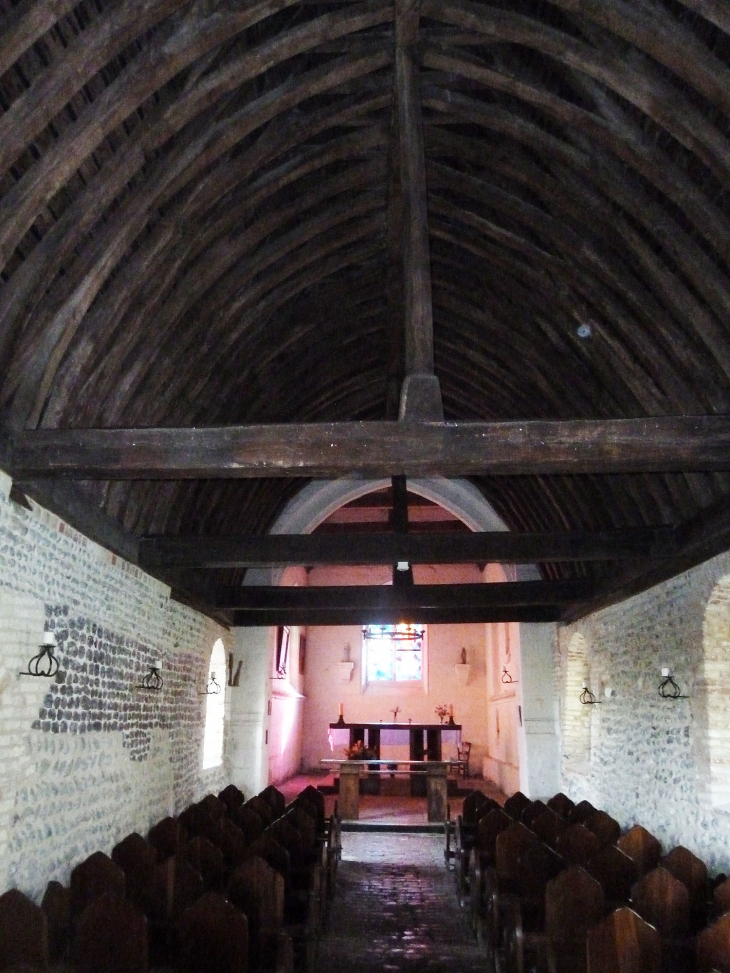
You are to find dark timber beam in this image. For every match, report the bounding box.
[232,606,562,626]
[213,580,592,610]
[394,0,443,420]
[12,417,730,478]
[138,528,676,569]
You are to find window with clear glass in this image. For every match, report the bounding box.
[203,638,226,769]
[363,624,424,683]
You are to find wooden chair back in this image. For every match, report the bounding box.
[616,826,661,878]
[496,822,538,892]
[532,808,568,849]
[522,799,548,831]
[148,816,186,862]
[504,791,532,822]
[661,845,709,925]
[547,792,576,820]
[586,846,638,907]
[218,818,250,869]
[246,834,291,885]
[286,805,317,851]
[227,855,285,967]
[245,795,275,827]
[198,794,227,821]
[74,892,147,973]
[177,891,248,973]
[475,808,512,864]
[586,906,660,973]
[218,783,245,815]
[41,881,70,962]
[568,800,596,825]
[155,855,204,921]
[517,841,564,900]
[70,851,126,918]
[296,786,326,832]
[630,866,690,937]
[0,888,49,972]
[555,824,601,867]
[260,785,286,818]
[178,804,222,847]
[697,912,730,973]
[462,790,489,826]
[112,833,162,918]
[715,877,730,919]
[267,819,305,863]
[231,805,264,843]
[545,866,605,943]
[181,837,225,891]
[585,810,621,848]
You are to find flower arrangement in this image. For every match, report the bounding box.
[435,703,450,723]
[344,740,377,760]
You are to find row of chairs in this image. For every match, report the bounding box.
[0,781,342,973]
[447,789,730,972]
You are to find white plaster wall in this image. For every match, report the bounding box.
[301,563,490,770]
[557,549,730,874]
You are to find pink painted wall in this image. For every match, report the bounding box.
[267,567,307,785]
[300,563,494,775]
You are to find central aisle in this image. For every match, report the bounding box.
[317,832,487,973]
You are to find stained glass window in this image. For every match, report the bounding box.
[363,624,424,683]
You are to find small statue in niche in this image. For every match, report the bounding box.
[460,647,467,665]
[343,642,351,663]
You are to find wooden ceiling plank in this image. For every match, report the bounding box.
[12,417,730,479]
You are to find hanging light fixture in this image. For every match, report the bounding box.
[19,630,60,678]
[199,671,222,696]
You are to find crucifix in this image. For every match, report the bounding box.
[391,706,401,722]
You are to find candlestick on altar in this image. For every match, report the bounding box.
[336,702,345,726]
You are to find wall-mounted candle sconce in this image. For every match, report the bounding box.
[658,667,688,700]
[199,671,221,696]
[19,630,60,678]
[580,686,601,705]
[502,666,517,684]
[137,660,163,692]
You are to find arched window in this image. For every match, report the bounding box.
[203,638,226,770]
[562,633,592,769]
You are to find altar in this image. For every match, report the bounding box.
[326,721,462,818]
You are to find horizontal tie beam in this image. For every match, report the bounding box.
[11,416,730,478]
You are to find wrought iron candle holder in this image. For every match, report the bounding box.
[19,631,60,678]
[137,660,163,692]
[658,667,688,700]
[580,686,601,705]
[199,671,222,695]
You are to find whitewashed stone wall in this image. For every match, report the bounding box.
[557,549,730,874]
[0,469,230,899]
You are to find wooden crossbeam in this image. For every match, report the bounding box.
[231,605,561,625]
[138,528,675,568]
[11,416,730,478]
[212,580,592,610]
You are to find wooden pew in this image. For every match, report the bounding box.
[715,877,730,919]
[148,816,187,862]
[617,826,662,878]
[41,880,70,964]
[568,801,597,826]
[228,855,293,972]
[181,836,226,891]
[504,791,532,822]
[178,802,224,848]
[246,796,276,828]
[531,808,568,849]
[586,906,661,973]
[177,890,248,973]
[70,851,126,920]
[547,793,576,820]
[74,891,148,973]
[555,824,602,868]
[697,912,730,973]
[112,832,164,921]
[585,846,638,911]
[261,785,287,819]
[468,808,512,922]
[522,800,549,831]
[630,866,693,973]
[232,805,265,844]
[584,810,621,848]
[455,795,500,901]
[503,865,605,973]
[661,846,709,931]
[218,783,246,815]
[0,888,49,973]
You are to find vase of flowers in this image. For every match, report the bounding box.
[435,703,450,724]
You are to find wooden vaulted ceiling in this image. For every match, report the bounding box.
[3,0,730,621]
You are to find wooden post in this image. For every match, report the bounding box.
[426,763,448,823]
[338,762,361,821]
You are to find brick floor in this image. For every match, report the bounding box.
[317,833,486,973]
